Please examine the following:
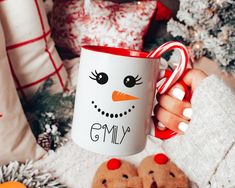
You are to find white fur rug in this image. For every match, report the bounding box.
[36,136,163,188]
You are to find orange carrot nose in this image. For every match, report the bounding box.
[112,90,139,102]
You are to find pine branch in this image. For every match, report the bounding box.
[167,0,235,74]
[22,79,75,150]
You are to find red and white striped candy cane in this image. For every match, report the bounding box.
[147,41,189,94]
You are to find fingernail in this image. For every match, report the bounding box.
[172,88,185,101]
[157,122,166,130]
[178,122,188,133]
[183,108,193,119]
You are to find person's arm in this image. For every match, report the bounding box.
[162,75,235,187]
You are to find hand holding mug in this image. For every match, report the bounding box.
[155,69,207,134]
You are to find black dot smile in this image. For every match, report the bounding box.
[91,101,135,118]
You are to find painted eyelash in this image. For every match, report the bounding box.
[135,75,143,85]
[89,70,98,80]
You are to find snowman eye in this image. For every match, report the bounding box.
[123,75,143,88]
[89,70,109,85]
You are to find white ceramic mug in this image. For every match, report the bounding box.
[72,42,189,156]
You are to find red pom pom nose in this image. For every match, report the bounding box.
[154,153,169,165]
[107,158,122,170]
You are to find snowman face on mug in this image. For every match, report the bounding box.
[89,70,143,119]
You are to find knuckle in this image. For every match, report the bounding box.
[171,100,183,112]
[164,113,176,126]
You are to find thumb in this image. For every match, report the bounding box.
[182,69,207,92]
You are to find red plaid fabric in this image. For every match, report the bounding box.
[51,0,158,56]
[0,20,46,164]
[0,0,67,99]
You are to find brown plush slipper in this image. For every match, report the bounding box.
[138,153,189,188]
[92,158,142,188]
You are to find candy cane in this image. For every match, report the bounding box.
[147,41,189,94]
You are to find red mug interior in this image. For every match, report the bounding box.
[82,45,154,59]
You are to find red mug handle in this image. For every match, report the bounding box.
[147,42,190,140]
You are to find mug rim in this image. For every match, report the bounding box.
[81,45,156,59]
